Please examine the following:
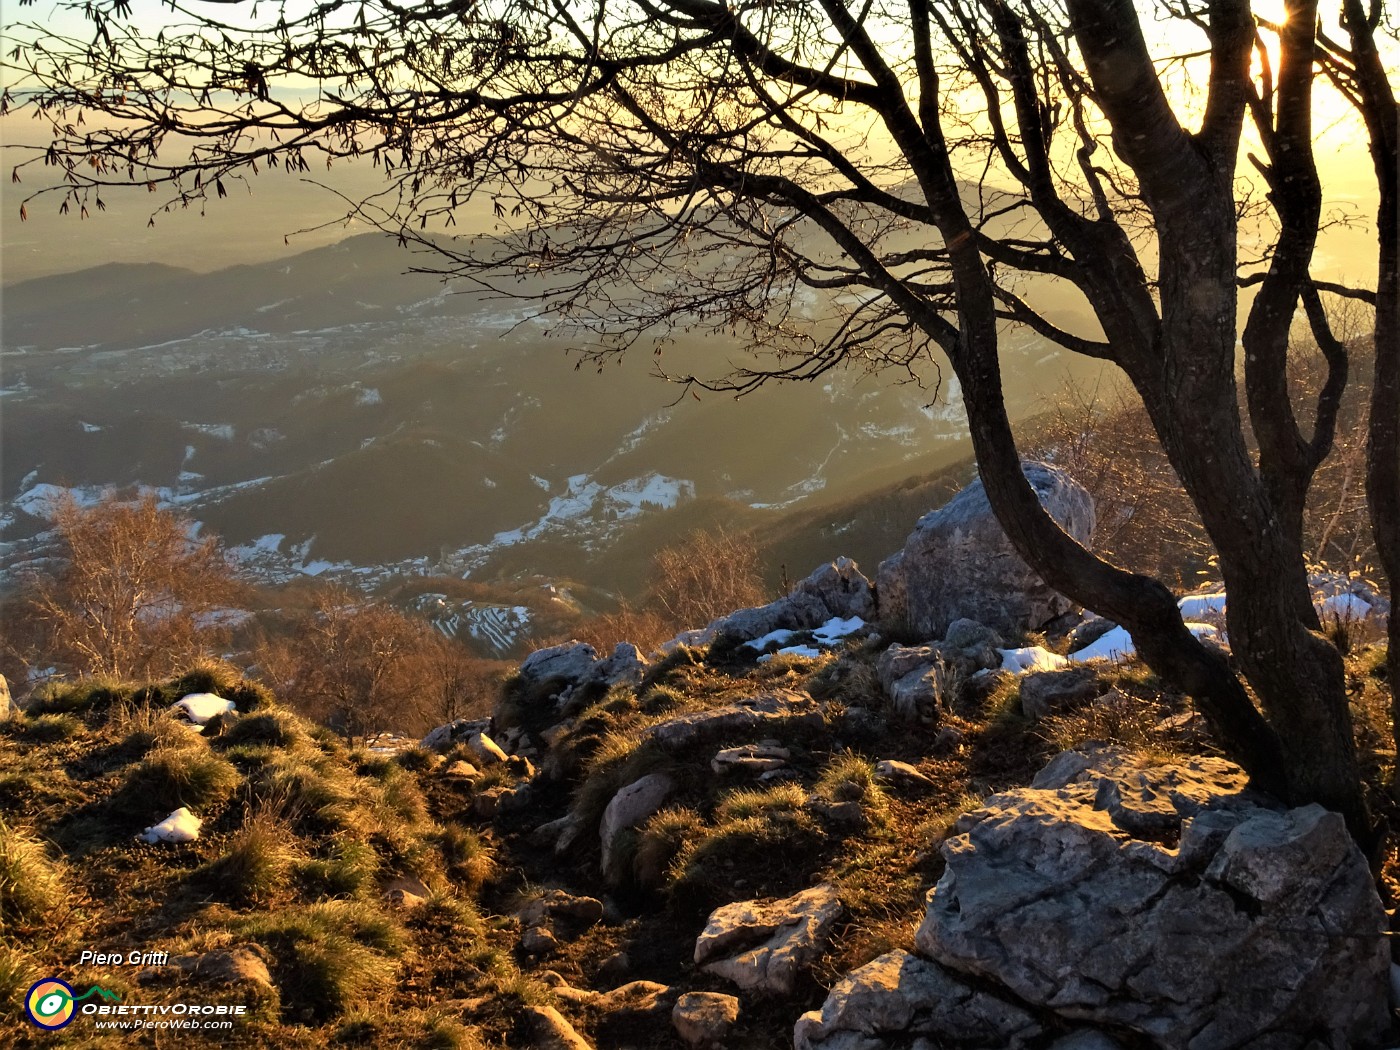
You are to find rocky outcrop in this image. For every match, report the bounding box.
[915,747,1390,1049]
[645,689,825,751]
[793,949,1041,1050]
[600,773,675,879]
[700,560,875,647]
[712,743,791,775]
[695,883,843,995]
[876,463,1094,638]
[874,621,1008,724]
[519,889,604,953]
[516,641,650,716]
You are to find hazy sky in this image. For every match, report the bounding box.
[0,0,1388,287]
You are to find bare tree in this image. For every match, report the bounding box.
[12,495,241,681]
[5,1,1396,837]
[651,527,767,631]
[255,590,439,746]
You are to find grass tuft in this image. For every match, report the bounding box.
[0,820,66,928]
[119,743,241,813]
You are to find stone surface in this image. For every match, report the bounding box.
[695,883,843,995]
[592,980,672,1018]
[525,1005,594,1050]
[795,557,877,622]
[520,642,600,684]
[915,748,1390,1049]
[875,462,1094,638]
[420,717,491,751]
[793,950,1041,1050]
[710,592,834,646]
[673,991,741,1048]
[468,731,510,766]
[442,759,480,779]
[1018,666,1103,721]
[520,924,559,955]
[156,947,274,990]
[645,689,825,751]
[874,760,934,788]
[600,773,675,879]
[713,743,791,775]
[0,674,10,720]
[519,889,605,931]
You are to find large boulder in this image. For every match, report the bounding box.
[520,642,601,684]
[695,883,844,996]
[876,462,1094,639]
[915,747,1390,1049]
[794,557,877,622]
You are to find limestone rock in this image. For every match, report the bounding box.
[592,980,672,1018]
[467,731,509,766]
[0,674,10,720]
[1018,666,1102,721]
[525,1005,594,1050]
[442,759,480,779]
[795,557,877,621]
[645,690,825,751]
[915,749,1389,1049]
[520,924,558,955]
[713,743,791,775]
[710,592,833,646]
[874,760,934,788]
[158,947,274,990]
[695,883,843,995]
[420,717,491,751]
[875,462,1094,638]
[519,889,604,931]
[520,642,600,684]
[793,950,1041,1050]
[600,773,674,878]
[673,991,741,1049]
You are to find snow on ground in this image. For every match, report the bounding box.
[80,421,103,433]
[142,808,203,844]
[757,645,824,663]
[14,483,110,519]
[744,629,798,652]
[813,616,865,643]
[999,646,1070,674]
[1178,593,1227,619]
[1317,593,1373,619]
[183,423,235,440]
[356,386,382,406]
[172,693,236,724]
[1070,623,1221,663]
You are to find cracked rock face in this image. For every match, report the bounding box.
[695,883,843,995]
[915,749,1389,1049]
[876,462,1094,639]
[793,949,1042,1050]
[645,689,825,751]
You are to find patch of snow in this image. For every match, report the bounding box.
[173,692,236,724]
[483,478,497,489]
[141,808,203,844]
[999,646,1070,674]
[356,386,382,406]
[14,482,108,520]
[812,616,865,643]
[743,629,798,652]
[757,644,823,663]
[1070,623,1220,663]
[79,421,103,433]
[1178,592,1227,619]
[606,473,695,513]
[530,474,551,491]
[1317,593,1372,619]
[183,423,235,441]
[253,533,285,553]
